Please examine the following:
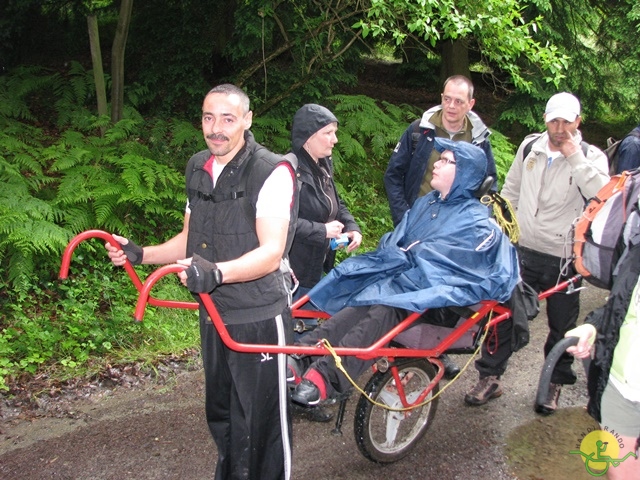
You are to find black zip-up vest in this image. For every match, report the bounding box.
[185,132,298,324]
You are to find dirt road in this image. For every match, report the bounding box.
[0,285,608,479]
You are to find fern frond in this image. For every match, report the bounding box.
[0,65,53,122]
[55,169,94,205]
[9,152,44,176]
[96,214,128,235]
[0,210,29,242]
[9,219,69,255]
[6,250,36,285]
[169,120,201,148]
[104,119,140,143]
[0,90,35,121]
[252,116,291,154]
[93,196,120,225]
[89,114,111,131]
[0,122,48,146]
[68,61,91,103]
[57,206,96,233]
[93,183,128,200]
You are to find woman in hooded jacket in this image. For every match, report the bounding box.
[287,105,362,422]
[289,104,362,302]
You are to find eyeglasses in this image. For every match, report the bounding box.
[437,156,456,165]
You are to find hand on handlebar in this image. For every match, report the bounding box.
[177,254,223,293]
[105,234,143,266]
[565,324,596,359]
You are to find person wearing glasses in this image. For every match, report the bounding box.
[384,75,497,227]
[288,138,519,406]
[383,75,497,379]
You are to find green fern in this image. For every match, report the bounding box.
[0,68,188,287]
[251,116,292,154]
[168,120,202,150]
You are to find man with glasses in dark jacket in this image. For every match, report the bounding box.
[384,75,497,379]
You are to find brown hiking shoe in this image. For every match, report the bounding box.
[535,382,561,415]
[464,375,503,406]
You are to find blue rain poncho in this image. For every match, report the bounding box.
[308,138,520,315]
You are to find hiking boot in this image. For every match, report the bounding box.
[291,379,322,406]
[440,353,461,380]
[535,382,561,415]
[464,375,503,406]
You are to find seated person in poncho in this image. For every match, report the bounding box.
[289,138,520,406]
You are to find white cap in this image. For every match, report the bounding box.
[545,92,581,122]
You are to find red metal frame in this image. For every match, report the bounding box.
[59,230,198,311]
[133,264,503,360]
[59,230,583,409]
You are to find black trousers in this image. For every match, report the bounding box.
[299,305,405,396]
[475,247,581,385]
[200,307,293,480]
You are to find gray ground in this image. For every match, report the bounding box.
[0,284,609,480]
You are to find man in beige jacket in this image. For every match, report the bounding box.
[465,92,609,414]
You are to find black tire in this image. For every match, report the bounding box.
[353,359,439,463]
[536,336,579,406]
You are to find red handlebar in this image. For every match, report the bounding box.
[59,230,198,311]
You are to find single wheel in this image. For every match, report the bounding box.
[353,359,439,463]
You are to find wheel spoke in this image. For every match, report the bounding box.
[383,411,404,445]
[377,388,401,408]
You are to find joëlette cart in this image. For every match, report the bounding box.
[59,230,582,464]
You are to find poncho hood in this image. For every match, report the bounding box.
[434,137,487,200]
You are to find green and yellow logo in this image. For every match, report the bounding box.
[570,429,637,476]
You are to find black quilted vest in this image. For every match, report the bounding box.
[185,132,298,324]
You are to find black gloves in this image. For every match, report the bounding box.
[185,254,223,293]
[121,239,144,265]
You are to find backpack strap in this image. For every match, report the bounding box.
[283,152,300,190]
[522,135,541,160]
[572,171,635,287]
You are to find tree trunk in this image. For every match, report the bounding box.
[110,0,134,123]
[87,15,108,135]
[440,38,470,84]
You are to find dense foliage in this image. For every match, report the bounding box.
[3,0,637,127]
[0,65,198,390]
[497,0,640,133]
